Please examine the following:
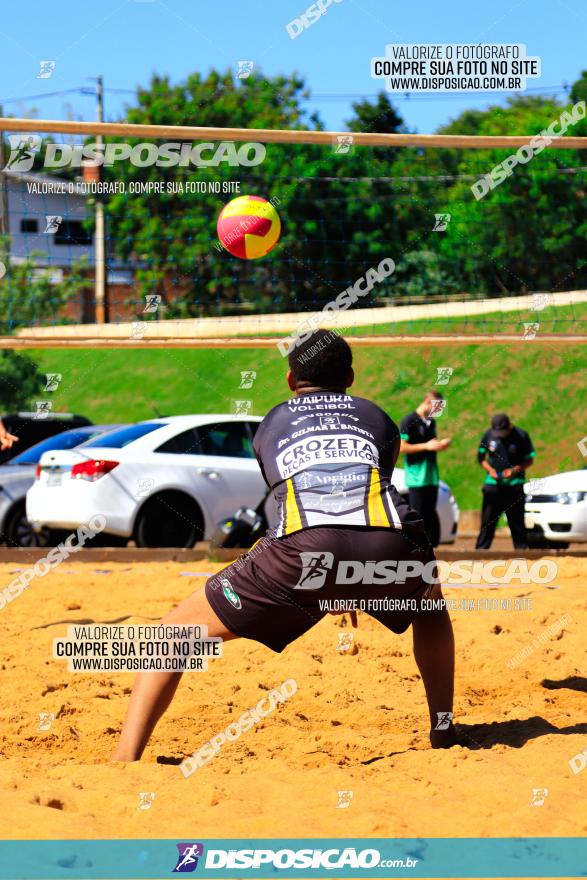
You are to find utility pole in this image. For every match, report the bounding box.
[0,104,8,239]
[94,76,106,324]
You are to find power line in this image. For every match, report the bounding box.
[0,87,88,105]
[314,86,570,101]
[0,86,138,105]
[0,83,572,107]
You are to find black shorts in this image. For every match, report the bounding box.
[205,522,436,653]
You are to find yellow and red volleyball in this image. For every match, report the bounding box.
[216,195,281,259]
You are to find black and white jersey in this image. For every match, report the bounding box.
[253,391,410,537]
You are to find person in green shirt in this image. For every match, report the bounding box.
[400,391,451,546]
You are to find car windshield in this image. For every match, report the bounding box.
[79,422,162,449]
[8,429,104,465]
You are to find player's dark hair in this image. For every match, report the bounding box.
[425,389,444,400]
[288,329,352,389]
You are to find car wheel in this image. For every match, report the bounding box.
[134,492,204,548]
[4,501,51,548]
[526,528,569,550]
[84,533,128,548]
[528,538,570,550]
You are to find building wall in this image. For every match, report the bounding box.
[6,177,94,267]
[4,175,191,324]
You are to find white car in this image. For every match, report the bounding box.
[27,416,265,547]
[392,473,459,545]
[262,471,458,546]
[26,415,459,547]
[524,469,587,547]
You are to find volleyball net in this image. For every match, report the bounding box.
[1,117,587,342]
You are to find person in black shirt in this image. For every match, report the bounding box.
[113,330,459,762]
[475,413,536,550]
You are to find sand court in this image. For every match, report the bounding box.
[0,558,584,841]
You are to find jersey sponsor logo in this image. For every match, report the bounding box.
[276,434,380,479]
[222,582,242,609]
[295,470,368,488]
[290,423,374,442]
[319,414,341,429]
[287,423,375,444]
[291,413,360,427]
[293,471,368,515]
[286,394,355,412]
[315,488,359,515]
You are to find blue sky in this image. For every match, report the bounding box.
[0,0,585,134]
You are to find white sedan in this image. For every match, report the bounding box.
[524,469,587,547]
[391,473,459,545]
[27,416,265,547]
[26,415,459,547]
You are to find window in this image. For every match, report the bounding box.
[107,269,134,285]
[195,422,255,458]
[155,428,200,455]
[54,219,92,246]
[20,219,39,233]
[80,423,162,449]
[9,429,101,465]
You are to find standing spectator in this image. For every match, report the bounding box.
[475,413,535,550]
[400,391,451,546]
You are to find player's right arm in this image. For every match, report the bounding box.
[399,413,449,454]
[400,438,449,453]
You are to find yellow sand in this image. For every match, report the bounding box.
[0,559,584,843]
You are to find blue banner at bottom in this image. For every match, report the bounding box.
[0,838,584,879]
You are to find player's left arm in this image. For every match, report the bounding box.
[503,431,536,479]
[504,459,533,479]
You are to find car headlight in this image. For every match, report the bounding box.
[555,491,587,504]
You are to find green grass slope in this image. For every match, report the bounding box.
[29,342,586,511]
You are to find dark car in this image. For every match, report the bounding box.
[0,412,92,465]
[0,425,121,546]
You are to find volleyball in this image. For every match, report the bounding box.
[216,195,281,259]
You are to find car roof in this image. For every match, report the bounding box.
[147,414,262,427]
[3,424,126,463]
[66,424,122,434]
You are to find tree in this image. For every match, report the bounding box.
[103,73,410,316]
[434,96,587,294]
[570,72,587,106]
[0,241,90,333]
[103,70,331,314]
[390,249,461,299]
[0,350,45,410]
[347,92,404,135]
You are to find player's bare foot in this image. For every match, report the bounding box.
[430,723,458,749]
